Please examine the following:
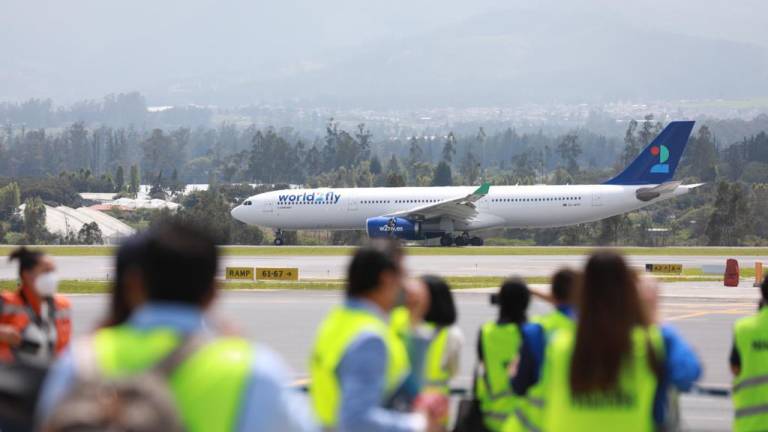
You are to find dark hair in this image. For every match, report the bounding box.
[570,251,658,395]
[140,220,218,305]
[497,278,530,324]
[8,247,43,277]
[103,233,150,327]
[761,275,768,302]
[422,275,457,326]
[551,268,578,304]
[346,246,399,298]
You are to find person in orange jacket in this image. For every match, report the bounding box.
[0,247,70,364]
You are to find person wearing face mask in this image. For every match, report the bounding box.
[0,247,71,364]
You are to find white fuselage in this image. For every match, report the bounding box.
[231,184,693,232]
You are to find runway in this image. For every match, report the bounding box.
[64,286,756,432]
[0,254,763,280]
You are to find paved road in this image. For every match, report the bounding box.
[65,284,756,432]
[1,254,764,280]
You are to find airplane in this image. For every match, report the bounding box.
[231,121,700,246]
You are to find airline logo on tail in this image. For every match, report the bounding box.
[650,145,670,173]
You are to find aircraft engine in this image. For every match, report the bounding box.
[366,217,421,240]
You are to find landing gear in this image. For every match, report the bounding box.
[454,232,471,247]
[439,232,483,246]
[470,236,484,246]
[273,229,285,246]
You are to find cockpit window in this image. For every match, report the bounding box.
[244,200,252,206]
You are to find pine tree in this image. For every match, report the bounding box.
[441,133,457,164]
[129,164,140,197]
[369,155,383,175]
[114,166,125,193]
[432,161,453,186]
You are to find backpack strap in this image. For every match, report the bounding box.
[72,333,209,381]
[152,334,209,378]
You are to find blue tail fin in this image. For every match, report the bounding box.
[605,120,695,185]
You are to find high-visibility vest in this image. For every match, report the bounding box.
[310,306,410,428]
[732,307,768,431]
[532,309,573,337]
[92,325,253,432]
[475,322,522,432]
[424,324,451,394]
[0,290,71,363]
[541,326,662,432]
[504,310,575,432]
[390,306,411,341]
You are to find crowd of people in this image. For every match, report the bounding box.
[0,220,765,431]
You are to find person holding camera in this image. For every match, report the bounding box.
[473,278,536,432]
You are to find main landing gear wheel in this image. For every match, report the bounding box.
[454,232,470,247]
[440,233,455,247]
[470,236,484,246]
[273,229,285,246]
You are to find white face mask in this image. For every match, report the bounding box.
[34,272,59,297]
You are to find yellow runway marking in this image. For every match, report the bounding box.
[664,308,752,321]
[665,311,717,321]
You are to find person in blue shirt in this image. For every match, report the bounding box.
[512,268,578,395]
[310,241,446,432]
[638,275,702,429]
[511,269,701,430]
[37,221,317,432]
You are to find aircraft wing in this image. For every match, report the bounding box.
[384,183,490,222]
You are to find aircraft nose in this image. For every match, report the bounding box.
[231,205,246,223]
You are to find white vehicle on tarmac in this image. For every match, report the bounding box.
[231,121,700,246]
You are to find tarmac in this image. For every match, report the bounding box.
[4,252,762,430]
[64,281,759,432]
[0,254,764,280]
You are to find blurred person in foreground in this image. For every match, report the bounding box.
[0,247,70,364]
[503,268,579,432]
[729,275,768,432]
[538,251,697,432]
[37,221,316,432]
[99,233,149,328]
[309,243,447,432]
[638,275,701,431]
[419,275,463,397]
[473,278,534,432]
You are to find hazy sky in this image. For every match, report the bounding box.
[2,0,766,106]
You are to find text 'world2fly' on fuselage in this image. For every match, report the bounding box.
[231,121,702,246]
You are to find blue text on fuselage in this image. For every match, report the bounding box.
[277,191,341,204]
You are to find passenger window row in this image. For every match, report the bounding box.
[491,196,582,202]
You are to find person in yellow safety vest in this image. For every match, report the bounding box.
[539,251,665,432]
[310,242,447,432]
[420,275,463,397]
[474,278,534,432]
[730,275,768,431]
[503,268,579,432]
[37,221,316,432]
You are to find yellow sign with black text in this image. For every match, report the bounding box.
[645,264,683,274]
[225,267,254,280]
[256,267,299,281]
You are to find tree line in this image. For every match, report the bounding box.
[0,113,767,246]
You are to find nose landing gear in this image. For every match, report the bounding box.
[273,229,285,246]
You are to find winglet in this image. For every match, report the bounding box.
[473,182,491,196]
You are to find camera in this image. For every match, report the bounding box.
[490,293,500,305]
